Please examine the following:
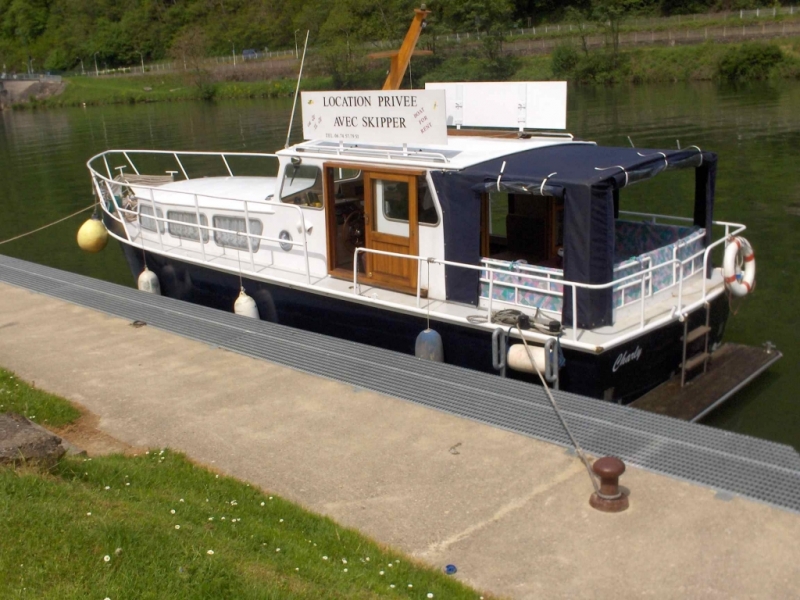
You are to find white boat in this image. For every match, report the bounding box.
[85,9,771,407]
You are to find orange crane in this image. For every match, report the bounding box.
[368,6,433,90]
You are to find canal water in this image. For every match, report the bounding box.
[0,82,797,449]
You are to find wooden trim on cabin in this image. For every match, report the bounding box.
[363,171,419,294]
[447,128,571,139]
[447,128,522,139]
[323,161,426,177]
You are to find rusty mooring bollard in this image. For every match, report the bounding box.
[589,456,629,513]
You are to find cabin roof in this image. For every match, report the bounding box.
[453,143,708,191]
[279,134,585,170]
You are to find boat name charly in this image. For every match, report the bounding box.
[613,346,643,372]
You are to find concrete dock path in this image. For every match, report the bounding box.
[1,281,798,599]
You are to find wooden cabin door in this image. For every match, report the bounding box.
[363,172,419,293]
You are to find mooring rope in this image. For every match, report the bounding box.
[0,203,96,246]
[514,323,601,494]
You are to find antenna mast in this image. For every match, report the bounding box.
[285,30,310,148]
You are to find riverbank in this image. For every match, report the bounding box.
[9,72,332,110]
[9,36,800,111]
[431,36,800,84]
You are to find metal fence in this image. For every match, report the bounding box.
[84,48,297,77]
[503,20,800,55]
[79,6,800,78]
[0,73,62,83]
[431,6,800,44]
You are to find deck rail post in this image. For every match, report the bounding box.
[122,151,140,175]
[353,248,361,296]
[192,193,207,263]
[241,200,256,273]
[221,154,233,177]
[173,153,189,180]
[149,187,166,252]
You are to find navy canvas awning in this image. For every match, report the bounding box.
[430,143,717,329]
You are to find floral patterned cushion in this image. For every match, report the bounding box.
[480,220,706,317]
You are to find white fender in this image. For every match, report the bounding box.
[507,344,547,374]
[234,289,260,318]
[723,237,756,297]
[137,267,161,295]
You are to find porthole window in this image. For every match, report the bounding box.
[278,230,293,252]
[139,204,165,233]
[167,211,209,242]
[212,216,264,252]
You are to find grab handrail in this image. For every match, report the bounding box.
[353,247,700,340]
[87,149,281,183]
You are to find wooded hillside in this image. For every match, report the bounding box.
[0,0,789,73]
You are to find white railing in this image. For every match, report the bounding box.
[88,149,280,182]
[295,143,452,168]
[480,258,564,315]
[353,214,744,344]
[87,150,316,284]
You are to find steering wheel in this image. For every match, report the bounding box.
[342,209,365,253]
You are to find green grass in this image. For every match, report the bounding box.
[0,371,487,599]
[0,367,81,428]
[13,33,800,111]
[508,37,800,84]
[18,73,333,110]
[1,451,487,599]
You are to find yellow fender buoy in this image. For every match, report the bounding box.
[77,214,109,253]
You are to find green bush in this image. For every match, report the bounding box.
[551,44,580,78]
[717,43,784,81]
[572,52,630,84]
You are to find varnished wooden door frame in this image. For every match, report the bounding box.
[322,163,425,294]
[364,171,419,293]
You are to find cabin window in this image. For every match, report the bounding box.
[379,178,438,227]
[167,210,209,243]
[212,216,264,252]
[418,179,438,225]
[139,204,164,233]
[482,193,563,267]
[280,164,323,208]
[334,168,361,181]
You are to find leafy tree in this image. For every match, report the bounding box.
[592,0,643,65]
[169,25,208,72]
[564,5,592,55]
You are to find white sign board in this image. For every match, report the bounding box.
[425,82,567,131]
[301,90,448,145]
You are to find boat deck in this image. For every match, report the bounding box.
[141,242,724,352]
[1,253,797,514]
[631,343,783,421]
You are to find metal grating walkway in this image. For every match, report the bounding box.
[2,253,799,513]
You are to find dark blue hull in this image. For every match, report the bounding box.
[118,239,729,404]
